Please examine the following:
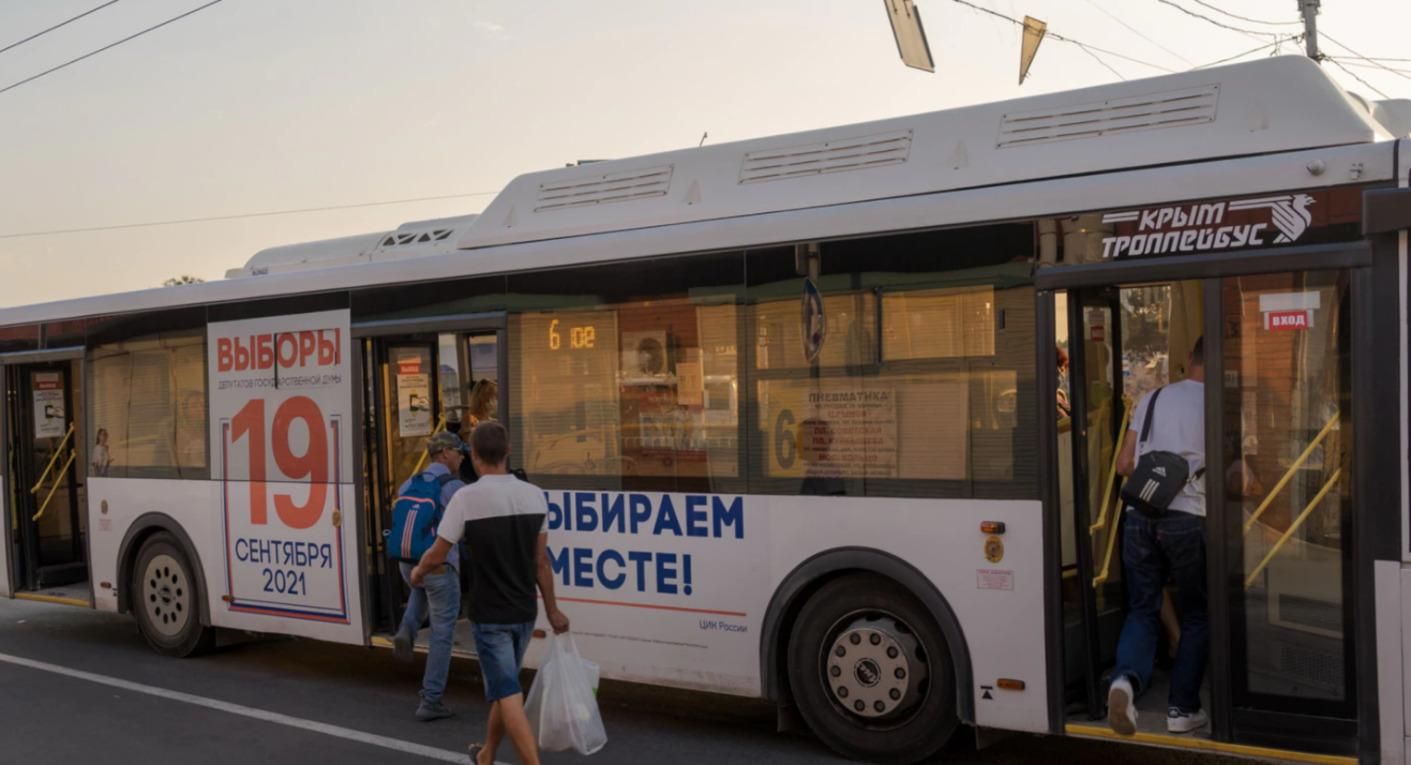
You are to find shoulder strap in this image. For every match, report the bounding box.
[436,473,454,487]
[1138,387,1163,444]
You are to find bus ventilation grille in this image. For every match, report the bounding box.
[996,84,1220,149]
[536,165,674,212]
[380,229,454,247]
[738,129,913,184]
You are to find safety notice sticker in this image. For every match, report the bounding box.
[977,569,1014,591]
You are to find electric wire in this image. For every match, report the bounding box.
[950,0,1174,74]
[0,191,501,240]
[1075,43,1127,80]
[1184,0,1301,27]
[1194,35,1301,69]
[1332,59,1411,76]
[1154,0,1276,40]
[1324,56,1392,100]
[1081,0,1194,66]
[0,0,121,56]
[0,0,224,97]
[1322,32,1411,83]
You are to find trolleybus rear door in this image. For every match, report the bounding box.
[5,358,88,593]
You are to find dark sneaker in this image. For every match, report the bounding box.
[393,626,414,663]
[1167,706,1208,733]
[416,700,454,721]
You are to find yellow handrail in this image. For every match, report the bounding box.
[404,413,449,484]
[1092,494,1125,588]
[1242,413,1339,534]
[29,422,75,494]
[1089,402,1133,535]
[32,449,77,522]
[1244,467,1343,589]
[1090,404,1133,588]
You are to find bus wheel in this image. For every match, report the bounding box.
[132,533,213,657]
[787,574,958,764]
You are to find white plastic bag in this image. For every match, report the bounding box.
[524,633,607,755]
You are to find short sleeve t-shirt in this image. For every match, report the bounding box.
[437,474,548,624]
[1129,378,1206,516]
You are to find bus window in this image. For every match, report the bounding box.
[746,223,1037,500]
[507,252,745,492]
[88,332,207,479]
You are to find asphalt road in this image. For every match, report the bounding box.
[0,598,1245,765]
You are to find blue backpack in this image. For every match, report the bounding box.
[386,473,453,563]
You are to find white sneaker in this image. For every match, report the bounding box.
[1167,706,1209,734]
[1107,677,1137,736]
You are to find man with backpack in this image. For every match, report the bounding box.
[391,430,468,722]
[1107,337,1208,737]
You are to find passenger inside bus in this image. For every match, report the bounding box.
[1108,338,1209,737]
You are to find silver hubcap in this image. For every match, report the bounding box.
[824,614,928,721]
[142,554,190,638]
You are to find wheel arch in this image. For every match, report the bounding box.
[760,546,974,725]
[116,512,212,626]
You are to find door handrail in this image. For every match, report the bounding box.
[1242,412,1339,535]
[29,422,75,494]
[1090,404,1133,588]
[1243,466,1343,590]
[1088,401,1133,535]
[31,449,77,522]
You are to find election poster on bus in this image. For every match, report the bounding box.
[207,309,361,642]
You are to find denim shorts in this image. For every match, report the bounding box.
[471,621,534,702]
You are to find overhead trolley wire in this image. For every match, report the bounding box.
[1333,59,1411,76]
[1184,0,1301,27]
[1194,35,1301,69]
[0,191,501,240]
[1154,0,1277,40]
[0,0,224,97]
[0,0,121,56]
[1321,32,1411,83]
[1081,0,1194,66]
[1324,56,1393,100]
[950,0,1175,76]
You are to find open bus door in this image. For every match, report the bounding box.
[355,316,506,635]
[1042,244,1372,759]
[2,349,90,601]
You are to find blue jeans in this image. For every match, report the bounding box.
[1112,509,1209,712]
[399,562,461,704]
[471,622,534,702]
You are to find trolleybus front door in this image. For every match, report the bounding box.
[1048,265,1361,758]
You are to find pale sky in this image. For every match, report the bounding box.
[1,0,1407,308]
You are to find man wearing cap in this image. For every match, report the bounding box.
[393,430,468,721]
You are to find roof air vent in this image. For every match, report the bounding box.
[997,84,1220,148]
[535,165,674,212]
[739,129,912,184]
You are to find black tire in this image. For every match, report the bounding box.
[132,533,213,657]
[787,574,959,764]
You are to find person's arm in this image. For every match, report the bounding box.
[535,532,570,634]
[1116,429,1139,477]
[410,538,453,586]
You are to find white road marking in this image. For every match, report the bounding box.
[0,650,469,763]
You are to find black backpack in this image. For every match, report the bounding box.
[1120,388,1203,515]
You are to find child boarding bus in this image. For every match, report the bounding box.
[0,56,1408,763]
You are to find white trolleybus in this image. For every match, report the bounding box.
[1,56,1408,764]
